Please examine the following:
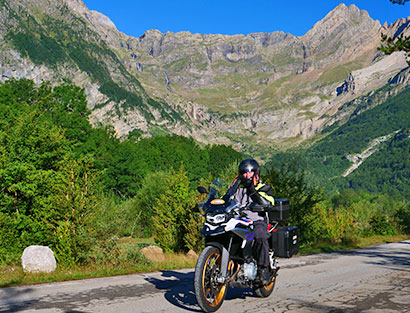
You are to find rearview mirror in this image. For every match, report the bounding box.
[197,186,208,194]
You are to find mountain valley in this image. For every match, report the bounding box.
[1,0,409,152]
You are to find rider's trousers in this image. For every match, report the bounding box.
[253,220,270,268]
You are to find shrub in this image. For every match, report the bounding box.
[127,171,170,237]
[152,167,200,253]
[303,202,356,244]
[369,212,397,236]
[263,161,324,241]
[396,203,410,234]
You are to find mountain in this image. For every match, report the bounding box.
[0,0,187,136]
[0,0,409,152]
[268,82,410,197]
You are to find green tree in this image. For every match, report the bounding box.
[390,0,409,4]
[207,145,243,177]
[151,167,198,252]
[263,160,324,241]
[48,84,92,144]
[54,157,100,266]
[127,171,170,237]
[0,80,99,265]
[0,109,76,260]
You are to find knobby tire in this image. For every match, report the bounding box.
[194,246,228,312]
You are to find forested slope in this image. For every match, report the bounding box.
[268,85,410,197]
[0,79,242,263]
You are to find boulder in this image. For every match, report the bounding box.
[21,246,57,273]
[186,250,198,260]
[140,245,165,262]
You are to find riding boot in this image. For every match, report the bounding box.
[258,267,271,285]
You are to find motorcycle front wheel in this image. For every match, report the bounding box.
[194,246,228,312]
[253,269,277,297]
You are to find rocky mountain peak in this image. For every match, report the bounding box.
[386,16,410,37]
[64,0,89,14]
[303,4,377,39]
[139,29,165,40]
[300,3,381,66]
[89,10,117,29]
[1,0,409,148]
[326,3,370,19]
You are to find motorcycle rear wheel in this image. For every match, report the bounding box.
[253,269,277,297]
[194,246,228,312]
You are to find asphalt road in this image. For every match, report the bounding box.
[1,240,410,313]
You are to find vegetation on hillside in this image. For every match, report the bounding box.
[4,2,179,122]
[268,85,410,195]
[0,79,242,266]
[340,129,410,198]
[0,79,408,275]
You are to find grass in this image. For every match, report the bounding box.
[1,234,408,288]
[317,57,368,85]
[0,237,197,288]
[0,253,197,288]
[164,56,190,72]
[299,234,410,255]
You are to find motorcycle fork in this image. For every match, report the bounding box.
[216,236,233,283]
[243,239,253,263]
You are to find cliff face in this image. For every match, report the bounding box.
[0,0,190,137]
[0,0,409,149]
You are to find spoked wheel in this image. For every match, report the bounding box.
[194,246,228,312]
[253,268,277,297]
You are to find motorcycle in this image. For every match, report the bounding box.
[193,181,298,312]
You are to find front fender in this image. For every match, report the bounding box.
[205,241,225,251]
[203,241,230,281]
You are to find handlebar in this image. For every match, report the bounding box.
[249,202,273,212]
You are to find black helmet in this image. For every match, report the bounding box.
[238,158,260,187]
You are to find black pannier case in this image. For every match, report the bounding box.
[271,226,299,258]
[268,199,290,221]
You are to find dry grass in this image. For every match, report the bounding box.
[0,251,197,288]
[1,234,408,288]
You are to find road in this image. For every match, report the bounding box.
[1,240,409,313]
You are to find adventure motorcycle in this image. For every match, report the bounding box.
[194,181,298,312]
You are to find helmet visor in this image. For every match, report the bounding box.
[242,171,254,179]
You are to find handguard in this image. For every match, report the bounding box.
[249,192,273,212]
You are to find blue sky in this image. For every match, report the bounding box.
[82,0,410,37]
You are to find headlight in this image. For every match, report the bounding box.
[206,213,227,224]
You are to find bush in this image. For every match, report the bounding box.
[55,221,78,268]
[396,203,410,234]
[369,212,397,236]
[263,161,324,241]
[303,202,356,244]
[152,167,201,253]
[127,171,170,237]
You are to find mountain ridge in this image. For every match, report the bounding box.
[0,0,409,151]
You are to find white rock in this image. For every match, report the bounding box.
[21,246,57,273]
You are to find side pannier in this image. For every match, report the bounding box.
[268,199,290,222]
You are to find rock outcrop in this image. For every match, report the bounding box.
[389,67,410,85]
[337,51,408,96]
[302,4,381,66]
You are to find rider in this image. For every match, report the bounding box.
[229,158,275,285]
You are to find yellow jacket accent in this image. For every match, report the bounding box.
[255,183,275,205]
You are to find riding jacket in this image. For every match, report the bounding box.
[233,182,275,222]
